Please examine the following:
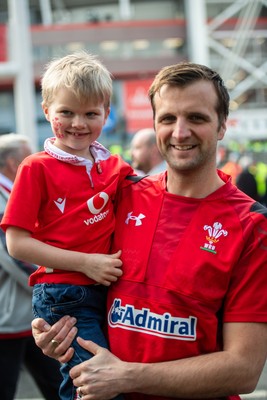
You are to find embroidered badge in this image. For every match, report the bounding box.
[200,221,228,254]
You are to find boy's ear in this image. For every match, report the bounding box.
[42,102,50,121]
[104,106,110,122]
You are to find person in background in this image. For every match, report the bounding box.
[236,155,259,201]
[220,151,241,185]
[0,133,61,400]
[32,62,267,400]
[254,161,267,207]
[130,128,166,175]
[2,52,133,400]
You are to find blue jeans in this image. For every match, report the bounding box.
[32,283,111,400]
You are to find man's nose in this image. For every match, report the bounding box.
[172,118,191,139]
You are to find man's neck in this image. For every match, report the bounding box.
[166,168,224,198]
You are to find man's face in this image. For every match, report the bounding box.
[9,143,32,180]
[131,137,151,173]
[153,81,226,175]
[19,144,32,162]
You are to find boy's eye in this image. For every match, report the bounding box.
[61,110,72,116]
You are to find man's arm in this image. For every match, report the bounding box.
[69,322,267,399]
[0,215,35,291]
[0,189,36,290]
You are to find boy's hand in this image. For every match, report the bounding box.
[80,250,123,286]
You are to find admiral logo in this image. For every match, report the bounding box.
[125,212,146,226]
[108,299,197,341]
[84,192,110,226]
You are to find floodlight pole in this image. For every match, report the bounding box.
[4,0,38,150]
[185,0,210,65]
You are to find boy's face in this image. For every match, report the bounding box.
[42,87,110,158]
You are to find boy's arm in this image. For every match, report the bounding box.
[6,226,123,286]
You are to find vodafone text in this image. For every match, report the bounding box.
[84,209,109,226]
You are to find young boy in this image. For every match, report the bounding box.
[1,51,133,400]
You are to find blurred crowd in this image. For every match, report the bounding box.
[111,134,267,207]
[217,145,267,206]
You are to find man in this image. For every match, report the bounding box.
[130,128,166,175]
[32,62,267,400]
[0,133,61,400]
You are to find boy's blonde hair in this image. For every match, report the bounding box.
[41,51,113,108]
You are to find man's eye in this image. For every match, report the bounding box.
[161,116,175,123]
[190,115,205,122]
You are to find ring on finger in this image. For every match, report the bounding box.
[77,386,84,398]
[51,339,60,347]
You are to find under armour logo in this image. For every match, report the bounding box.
[125,212,146,226]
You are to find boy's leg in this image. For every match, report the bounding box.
[32,283,73,400]
[70,285,124,400]
[32,283,109,400]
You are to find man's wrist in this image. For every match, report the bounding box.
[120,361,148,394]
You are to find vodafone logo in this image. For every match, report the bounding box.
[87,192,109,215]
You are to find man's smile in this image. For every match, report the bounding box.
[170,144,197,151]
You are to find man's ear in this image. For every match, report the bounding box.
[218,120,227,141]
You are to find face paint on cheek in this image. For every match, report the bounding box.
[52,118,64,138]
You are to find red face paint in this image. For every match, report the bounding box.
[52,118,64,138]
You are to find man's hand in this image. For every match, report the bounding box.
[69,323,267,399]
[32,316,78,363]
[70,337,127,399]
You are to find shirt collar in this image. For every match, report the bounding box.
[0,173,13,192]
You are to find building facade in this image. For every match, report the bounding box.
[0,0,266,151]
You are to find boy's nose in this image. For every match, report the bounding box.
[72,115,87,128]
